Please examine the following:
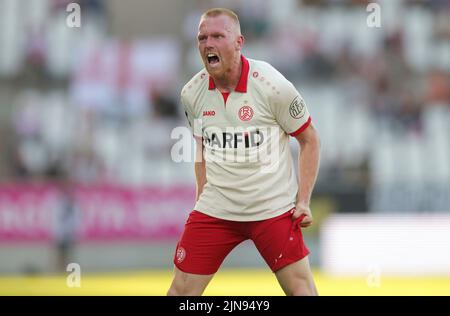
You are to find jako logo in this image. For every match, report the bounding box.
[203,110,216,116]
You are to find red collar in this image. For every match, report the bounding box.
[208,55,249,93]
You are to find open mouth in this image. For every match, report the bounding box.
[207,53,220,65]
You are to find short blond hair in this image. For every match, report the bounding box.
[200,8,241,35]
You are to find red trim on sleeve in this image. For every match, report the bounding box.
[289,116,312,137]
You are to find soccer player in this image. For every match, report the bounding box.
[168,8,321,296]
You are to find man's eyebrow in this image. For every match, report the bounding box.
[197,31,227,39]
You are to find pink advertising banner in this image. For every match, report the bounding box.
[0,183,195,242]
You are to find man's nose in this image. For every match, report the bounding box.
[205,36,214,48]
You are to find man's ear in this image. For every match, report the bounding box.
[236,35,245,50]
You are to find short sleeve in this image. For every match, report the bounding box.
[181,93,202,138]
[270,81,311,136]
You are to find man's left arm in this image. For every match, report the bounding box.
[292,123,321,227]
[268,78,321,226]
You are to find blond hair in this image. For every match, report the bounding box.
[200,8,241,35]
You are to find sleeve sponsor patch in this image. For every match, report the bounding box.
[289,96,306,119]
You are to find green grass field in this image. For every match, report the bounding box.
[1,269,449,296]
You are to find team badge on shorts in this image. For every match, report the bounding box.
[176,246,186,263]
[238,105,254,121]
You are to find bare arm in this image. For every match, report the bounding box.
[194,136,207,201]
[292,123,321,227]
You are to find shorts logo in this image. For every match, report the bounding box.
[238,105,254,121]
[289,96,306,119]
[176,246,186,263]
[252,71,259,78]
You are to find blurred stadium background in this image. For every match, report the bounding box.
[0,0,449,295]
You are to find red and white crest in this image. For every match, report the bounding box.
[238,105,254,121]
[176,246,186,263]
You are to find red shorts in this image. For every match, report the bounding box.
[173,209,310,275]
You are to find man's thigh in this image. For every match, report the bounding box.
[174,211,247,275]
[275,255,317,296]
[168,266,214,296]
[250,210,310,273]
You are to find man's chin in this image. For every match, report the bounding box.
[206,66,222,76]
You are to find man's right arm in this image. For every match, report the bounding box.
[181,90,206,201]
[194,136,206,201]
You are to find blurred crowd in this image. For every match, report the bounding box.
[0,0,449,210]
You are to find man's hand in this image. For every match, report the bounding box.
[292,123,320,229]
[291,202,313,228]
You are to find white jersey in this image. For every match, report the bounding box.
[181,56,311,221]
